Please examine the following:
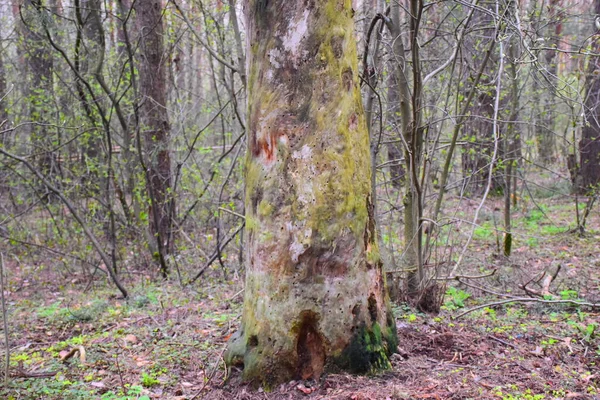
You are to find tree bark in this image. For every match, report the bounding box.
[226,0,397,386]
[135,0,175,263]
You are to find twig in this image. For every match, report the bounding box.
[487,335,518,350]
[191,345,228,399]
[0,147,128,298]
[228,288,244,301]
[218,208,245,220]
[0,253,8,387]
[113,343,126,393]
[436,269,497,281]
[520,265,562,298]
[455,298,600,319]
[189,223,245,283]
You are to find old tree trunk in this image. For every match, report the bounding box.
[225,0,397,385]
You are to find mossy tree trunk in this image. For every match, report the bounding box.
[225,0,397,386]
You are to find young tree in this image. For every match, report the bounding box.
[225,0,397,385]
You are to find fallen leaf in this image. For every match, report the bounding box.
[124,334,138,344]
[530,346,543,356]
[90,381,105,388]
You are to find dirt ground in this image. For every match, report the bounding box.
[2,193,600,400]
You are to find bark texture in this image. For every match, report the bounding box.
[135,0,175,258]
[226,0,397,386]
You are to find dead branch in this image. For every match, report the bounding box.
[455,297,600,319]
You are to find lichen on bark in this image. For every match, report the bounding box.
[226,0,397,387]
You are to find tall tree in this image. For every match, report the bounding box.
[135,0,175,270]
[225,0,397,385]
[580,1,600,191]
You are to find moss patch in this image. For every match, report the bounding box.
[333,322,393,374]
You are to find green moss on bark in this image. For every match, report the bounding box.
[332,322,393,374]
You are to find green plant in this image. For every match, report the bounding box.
[140,372,160,388]
[443,287,471,310]
[101,385,150,400]
[559,289,578,300]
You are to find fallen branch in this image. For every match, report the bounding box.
[520,265,561,298]
[454,297,600,319]
[12,368,57,379]
[437,269,497,281]
[59,346,87,364]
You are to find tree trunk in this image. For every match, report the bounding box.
[225,0,397,386]
[20,1,58,179]
[0,46,7,128]
[580,0,600,192]
[538,0,561,165]
[385,4,406,190]
[135,0,175,265]
[504,0,521,257]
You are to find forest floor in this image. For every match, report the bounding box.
[2,191,600,399]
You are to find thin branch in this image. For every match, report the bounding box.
[455,297,600,319]
[0,148,128,298]
[170,0,239,73]
[189,223,245,284]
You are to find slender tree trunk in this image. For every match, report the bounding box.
[228,0,246,88]
[383,1,423,295]
[504,1,521,257]
[225,0,397,386]
[20,1,58,179]
[385,4,406,190]
[0,47,7,128]
[135,0,175,267]
[539,0,561,165]
[75,0,105,186]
